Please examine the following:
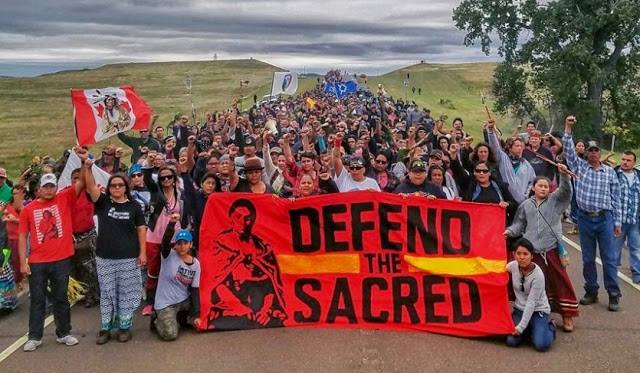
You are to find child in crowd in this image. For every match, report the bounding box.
[151,214,201,341]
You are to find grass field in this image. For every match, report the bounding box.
[367,62,514,142]
[0,59,501,176]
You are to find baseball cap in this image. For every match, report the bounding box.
[349,156,365,168]
[586,140,600,151]
[0,167,7,178]
[270,146,283,155]
[39,173,58,187]
[175,229,193,243]
[410,159,427,172]
[128,163,142,176]
[244,137,256,147]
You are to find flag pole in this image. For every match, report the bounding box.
[270,72,275,98]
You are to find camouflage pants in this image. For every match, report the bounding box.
[71,230,99,301]
[153,299,192,341]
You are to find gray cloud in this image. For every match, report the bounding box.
[0,0,496,76]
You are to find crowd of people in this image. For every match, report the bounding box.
[0,70,637,353]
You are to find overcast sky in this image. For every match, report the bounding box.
[0,0,496,77]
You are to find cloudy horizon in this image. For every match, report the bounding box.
[0,0,498,77]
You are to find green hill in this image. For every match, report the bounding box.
[0,59,501,175]
[367,62,514,141]
[0,59,303,173]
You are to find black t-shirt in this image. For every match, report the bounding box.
[94,193,145,259]
[471,185,502,203]
[523,147,555,179]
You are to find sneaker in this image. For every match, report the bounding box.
[608,295,620,312]
[23,340,42,352]
[56,335,79,346]
[96,330,110,345]
[117,329,132,343]
[142,305,153,316]
[579,293,598,305]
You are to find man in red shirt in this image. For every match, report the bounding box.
[19,149,88,352]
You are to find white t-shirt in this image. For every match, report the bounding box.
[623,171,637,186]
[154,250,201,311]
[334,168,381,192]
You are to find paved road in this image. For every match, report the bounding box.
[1,228,639,372]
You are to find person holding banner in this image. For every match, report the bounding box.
[393,159,445,199]
[506,238,556,352]
[84,161,146,344]
[331,133,380,192]
[505,164,579,332]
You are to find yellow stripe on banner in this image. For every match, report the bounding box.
[277,254,360,274]
[405,255,506,276]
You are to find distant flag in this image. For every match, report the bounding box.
[71,85,152,146]
[271,72,298,96]
[334,80,358,99]
[323,82,337,95]
[305,97,317,109]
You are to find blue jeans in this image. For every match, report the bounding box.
[616,222,640,282]
[28,258,72,340]
[506,308,556,352]
[577,210,621,297]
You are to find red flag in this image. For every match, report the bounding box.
[71,85,151,146]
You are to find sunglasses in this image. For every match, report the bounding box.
[520,275,525,292]
[349,166,364,171]
[109,183,126,189]
[158,175,175,181]
[102,152,115,156]
[131,173,143,178]
[375,159,387,164]
[474,169,490,174]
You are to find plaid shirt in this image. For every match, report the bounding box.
[616,168,640,224]
[562,133,622,226]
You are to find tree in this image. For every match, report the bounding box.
[453,0,640,141]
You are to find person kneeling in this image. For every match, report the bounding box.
[506,238,556,352]
[151,215,201,341]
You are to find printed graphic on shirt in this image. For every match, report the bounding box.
[33,206,63,244]
[176,266,196,286]
[107,207,130,220]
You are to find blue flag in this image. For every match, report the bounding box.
[323,83,336,95]
[334,80,357,99]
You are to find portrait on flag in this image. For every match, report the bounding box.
[271,72,298,96]
[71,86,151,146]
[205,198,287,329]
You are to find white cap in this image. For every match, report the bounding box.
[39,173,58,187]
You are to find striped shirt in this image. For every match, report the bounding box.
[562,133,622,226]
[616,168,640,225]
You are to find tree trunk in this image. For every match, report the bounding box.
[587,80,604,143]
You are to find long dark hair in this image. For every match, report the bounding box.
[106,174,133,201]
[471,142,496,164]
[157,165,180,207]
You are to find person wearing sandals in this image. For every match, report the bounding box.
[84,159,147,344]
[505,163,579,332]
[506,238,556,352]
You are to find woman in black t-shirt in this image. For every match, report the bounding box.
[84,160,146,345]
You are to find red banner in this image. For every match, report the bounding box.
[198,192,514,336]
[71,85,151,145]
